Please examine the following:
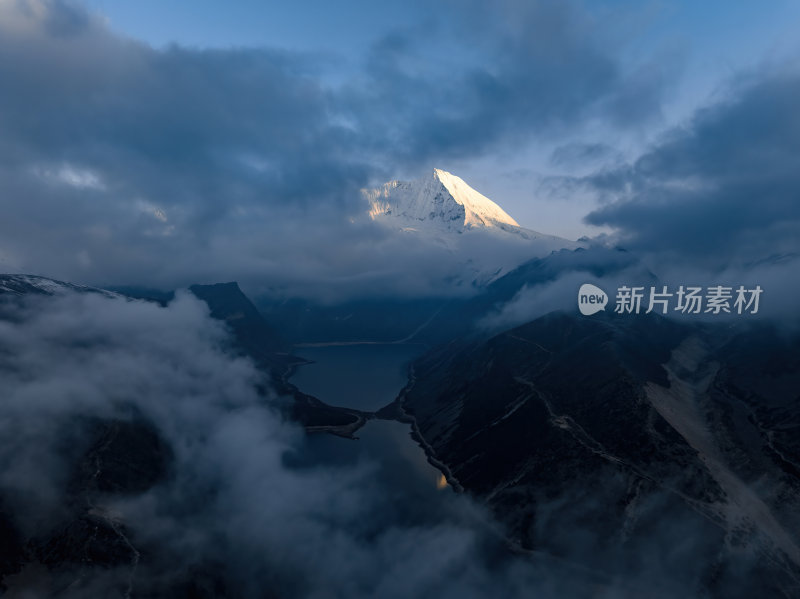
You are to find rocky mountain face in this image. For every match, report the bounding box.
[188,282,288,362]
[398,311,800,597]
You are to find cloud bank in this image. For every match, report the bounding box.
[582,68,800,267]
[0,289,723,597]
[0,0,676,298]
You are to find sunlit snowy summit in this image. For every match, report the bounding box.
[362,168,580,285]
[364,168,572,246]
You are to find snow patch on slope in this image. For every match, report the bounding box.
[0,274,121,299]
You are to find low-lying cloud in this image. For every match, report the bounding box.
[0,289,726,597]
[477,247,800,333]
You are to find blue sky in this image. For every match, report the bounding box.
[1,0,799,295]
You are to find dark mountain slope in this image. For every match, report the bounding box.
[398,311,800,597]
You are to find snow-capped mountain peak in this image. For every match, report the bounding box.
[362,168,580,285]
[431,168,519,228]
[365,168,522,234]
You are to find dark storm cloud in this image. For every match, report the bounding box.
[513,69,800,330]
[549,142,623,168]
[583,69,800,266]
[0,0,373,292]
[344,0,672,163]
[0,0,677,296]
[0,3,356,208]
